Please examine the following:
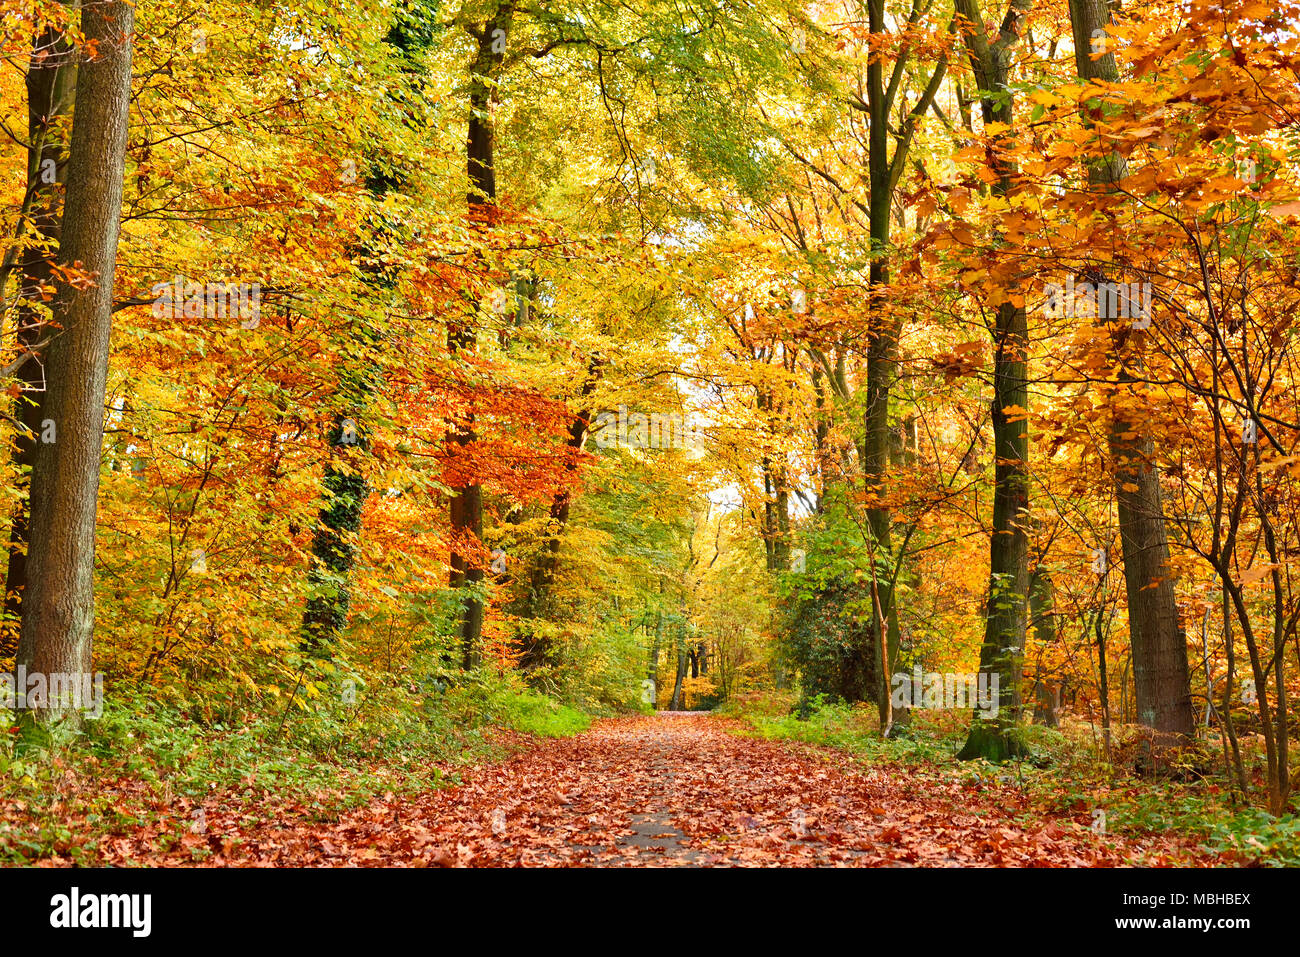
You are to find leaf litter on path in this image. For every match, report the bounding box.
[59,713,1220,867]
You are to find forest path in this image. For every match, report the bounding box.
[153,712,1213,867]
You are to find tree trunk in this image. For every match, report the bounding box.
[1113,424,1195,749]
[16,0,133,721]
[863,0,902,729]
[960,299,1030,760]
[954,0,1034,761]
[1067,0,1195,754]
[3,14,79,660]
[300,16,436,655]
[301,415,370,652]
[1096,605,1112,760]
[669,627,688,710]
[450,5,511,669]
[647,604,662,709]
[1030,568,1059,726]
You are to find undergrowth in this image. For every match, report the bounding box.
[0,668,590,864]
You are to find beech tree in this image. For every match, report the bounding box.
[951,0,1034,761]
[15,0,133,720]
[1064,0,1195,761]
[1,11,76,656]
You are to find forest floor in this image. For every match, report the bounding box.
[47,712,1225,867]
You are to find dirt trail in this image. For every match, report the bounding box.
[104,712,1216,867]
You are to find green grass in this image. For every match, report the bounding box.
[470,682,592,737]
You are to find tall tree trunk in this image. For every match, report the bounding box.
[954,0,1034,761]
[857,2,948,728]
[669,626,688,710]
[647,601,663,709]
[1067,0,1195,756]
[1029,567,1060,726]
[450,5,511,669]
[760,459,791,571]
[960,298,1030,759]
[1113,423,1195,750]
[3,14,79,659]
[757,383,793,572]
[811,362,830,510]
[301,414,370,652]
[16,0,133,721]
[1096,605,1112,760]
[863,0,902,729]
[300,15,431,655]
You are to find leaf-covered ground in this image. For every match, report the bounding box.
[48,713,1225,867]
